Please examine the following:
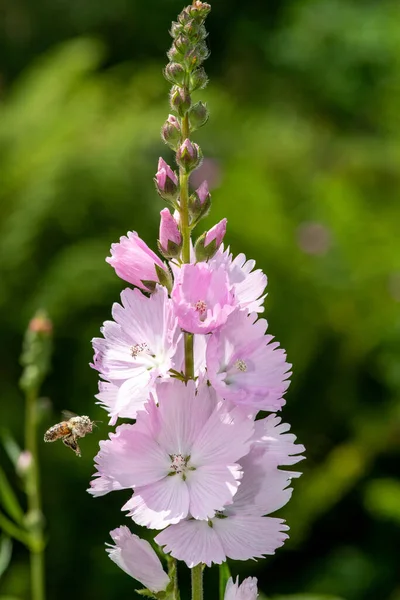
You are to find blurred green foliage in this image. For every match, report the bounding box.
[0,0,399,599]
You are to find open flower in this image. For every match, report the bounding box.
[91,286,179,420]
[106,526,169,593]
[210,247,267,313]
[224,577,258,600]
[155,417,303,567]
[89,379,254,529]
[172,262,236,334]
[106,231,168,291]
[206,310,291,411]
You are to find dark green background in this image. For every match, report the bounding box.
[0,0,399,598]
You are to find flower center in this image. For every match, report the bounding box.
[130,342,149,358]
[194,300,207,315]
[234,359,247,372]
[169,453,195,480]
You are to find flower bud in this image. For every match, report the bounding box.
[164,62,186,86]
[188,1,211,20]
[170,21,183,38]
[184,42,210,69]
[17,450,33,477]
[194,218,227,261]
[174,34,191,54]
[170,85,192,116]
[167,43,185,64]
[189,101,209,130]
[176,139,202,172]
[155,157,179,201]
[189,67,208,92]
[20,310,53,395]
[188,180,211,221]
[158,208,182,259]
[161,114,181,149]
[178,7,192,26]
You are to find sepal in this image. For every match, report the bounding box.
[189,101,209,130]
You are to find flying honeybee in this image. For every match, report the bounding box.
[44,412,96,457]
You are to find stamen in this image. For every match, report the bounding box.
[170,453,187,474]
[194,300,207,315]
[234,359,247,372]
[130,342,149,358]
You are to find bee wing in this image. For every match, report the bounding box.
[62,410,78,420]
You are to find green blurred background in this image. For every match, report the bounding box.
[0,0,399,598]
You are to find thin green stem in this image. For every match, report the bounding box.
[179,110,195,382]
[180,112,191,265]
[191,564,203,600]
[25,389,45,600]
[178,107,201,597]
[173,558,180,600]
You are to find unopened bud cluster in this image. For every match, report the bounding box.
[155,2,222,262]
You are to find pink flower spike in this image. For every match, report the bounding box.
[106,231,167,291]
[106,526,169,593]
[206,310,292,411]
[90,379,254,529]
[224,577,258,600]
[172,262,236,334]
[196,180,210,205]
[159,208,182,258]
[205,218,227,248]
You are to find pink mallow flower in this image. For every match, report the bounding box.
[156,415,304,567]
[106,526,169,593]
[172,262,236,334]
[91,286,179,420]
[106,231,168,291]
[210,246,267,313]
[156,447,295,566]
[224,577,258,600]
[206,310,291,411]
[89,379,254,529]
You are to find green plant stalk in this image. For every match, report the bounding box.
[25,389,45,600]
[191,564,203,600]
[178,109,201,599]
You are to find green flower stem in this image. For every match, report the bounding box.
[25,389,45,600]
[191,564,203,600]
[178,107,201,598]
[180,112,191,265]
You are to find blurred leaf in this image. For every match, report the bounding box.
[0,431,21,469]
[364,478,400,524]
[0,536,12,579]
[0,512,29,546]
[0,466,24,525]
